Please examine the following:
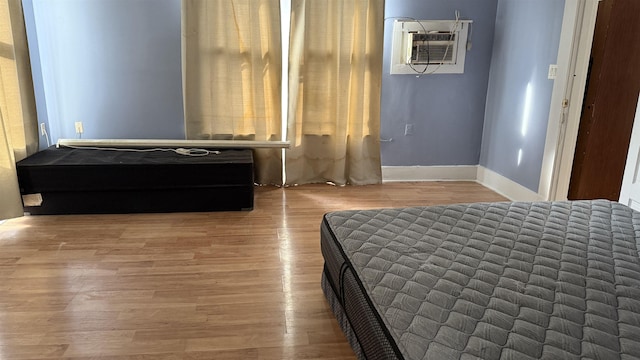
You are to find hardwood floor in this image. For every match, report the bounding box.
[0,182,506,359]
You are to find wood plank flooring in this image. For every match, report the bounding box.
[0,182,506,359]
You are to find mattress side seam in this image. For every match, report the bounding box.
[322,214,405,360]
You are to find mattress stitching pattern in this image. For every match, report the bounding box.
[324,200,640,360]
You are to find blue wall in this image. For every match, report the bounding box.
[479,0,565,191]
[29,0,184,143]
[21,0,49,150]
[25,0,567,194]
[381,0,498,166]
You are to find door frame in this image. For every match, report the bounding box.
[619,94,640,208]
[538,0,600,201]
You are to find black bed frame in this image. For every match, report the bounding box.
[16,146,254,214]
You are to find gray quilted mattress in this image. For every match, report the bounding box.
[320,200,640,360]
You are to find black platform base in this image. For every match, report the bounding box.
[16,147,254,215]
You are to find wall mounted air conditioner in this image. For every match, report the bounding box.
[390,19,472,75]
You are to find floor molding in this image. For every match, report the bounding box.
[382,165,544,202]
[382,166,478,182]
[476,166,543,201]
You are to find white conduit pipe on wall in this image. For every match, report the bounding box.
[56,139,290,149]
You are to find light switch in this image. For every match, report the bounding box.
[548,64,558,80]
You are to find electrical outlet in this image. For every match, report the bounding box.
[404,124,414,136]
[75,122,84,134]
[40,122,46,136]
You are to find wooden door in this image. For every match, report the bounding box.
[567,0,640,201]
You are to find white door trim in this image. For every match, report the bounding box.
[538,0,581,200]
[618,94,640,208]
[538,0,600,200]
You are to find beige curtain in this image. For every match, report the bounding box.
[182,0,283,185]
[286,0,383,186]
[0,0,38,220]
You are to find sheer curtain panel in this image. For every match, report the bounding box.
[286,0,384,186]
[0,0,38,220]
[182,0,283,185]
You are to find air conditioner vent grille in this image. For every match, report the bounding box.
[409,32,456,65]
[412,32,455,42]
[412,44,455,64]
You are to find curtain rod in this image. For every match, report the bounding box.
[56,139,290,149]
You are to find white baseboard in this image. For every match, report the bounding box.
[476,166,543,201]
[382,165,544,202]
[382,166,478,182]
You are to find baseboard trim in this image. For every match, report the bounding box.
[382,165,544,202]
[476,166,543,201]
[382,166,478,182]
